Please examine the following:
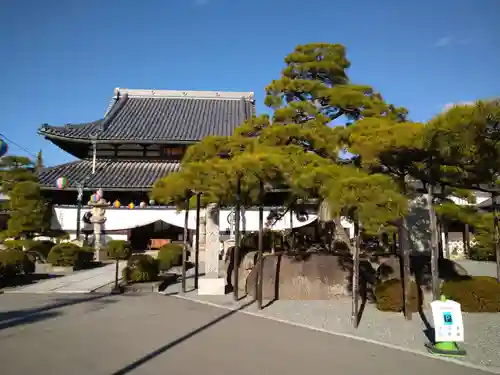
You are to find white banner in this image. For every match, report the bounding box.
[52,206,318,232]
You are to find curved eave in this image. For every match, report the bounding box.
[38,130,200,145]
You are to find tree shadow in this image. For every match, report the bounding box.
[0,273,63,289]
[0,293,119,331]
[109,299,256,375]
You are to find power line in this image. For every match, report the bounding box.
[0,133,38,159]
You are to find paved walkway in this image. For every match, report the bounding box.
[0,293,494,375]
[4,262,126,294]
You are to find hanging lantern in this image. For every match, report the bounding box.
[113,200,121,208]
[128,202,135,209]
[149,199,155,205]
[56,177,68,189]
[0,139,8,157]
[140,201,147,208]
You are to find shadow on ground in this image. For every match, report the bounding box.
[0,293,121,331]
[110,299,255,375]
[0,273,63,289]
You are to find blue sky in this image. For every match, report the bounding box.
[0,0,499,166]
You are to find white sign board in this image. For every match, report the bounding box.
[430,299,464,342]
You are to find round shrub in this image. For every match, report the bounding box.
[122,254,159,283]
[106,240,132,260]
[441,276,500,312]
[47,243,93,268]
[158,243,183,271]
[0,249,35,277]
[374,279,421,312]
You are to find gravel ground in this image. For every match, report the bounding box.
[161,276,500,372]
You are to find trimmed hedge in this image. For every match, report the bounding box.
[374,279,421,312]
[441,276,500,312]
[123,254,159,283]
[47,243,94,269]
[0,249,35,277]
[158,243,183,271]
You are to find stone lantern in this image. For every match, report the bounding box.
[89,188,108,261]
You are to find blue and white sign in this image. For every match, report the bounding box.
[430,299,464,342]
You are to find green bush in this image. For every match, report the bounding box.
[374,279,421,312]
[158,243,183,271]
[0,249,35,277]
[3,240,26,251]
[441,276,500,312]
[29,240,55,258]
[122,254,159,283]
[107,240,132,260]
[47,243,93,269]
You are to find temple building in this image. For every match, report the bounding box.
[35,87,485,260]
[37,88,318,251]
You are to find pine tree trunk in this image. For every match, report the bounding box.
[399,217,412,320]
[334,217,354,253]
[428,185,440,301]
[351,220,360,328]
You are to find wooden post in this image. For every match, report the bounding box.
[463,223,470,257]
[181,194,189,293]
[194,193,201,289]
[289,207,294,251]
[257,181,264,309]
[399,217,412,320]
[493,193,500,282]
[442,220,450,259]
[428,185,440,301]
[233,176,241,301]
[351,220,360,328]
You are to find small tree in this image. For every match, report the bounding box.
[107,240,132,293]
[5,181,49,239]
[0,155,37,195]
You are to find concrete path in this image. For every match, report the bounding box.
[4,262,126,294]
[0,293,494,375]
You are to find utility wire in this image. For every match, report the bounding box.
[0,133,38,159]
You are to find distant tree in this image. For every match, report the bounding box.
[3,181,49,239]
[0,155,37,195]
[35,150,44,174]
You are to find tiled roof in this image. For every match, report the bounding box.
[38,160,179,190]
[39,88,255,143]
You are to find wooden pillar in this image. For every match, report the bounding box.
[233,176,241,301]
[351,220,360,328]
[181,194,190,293]
[428,185,440,301]
[463,223,470,258]
[442,220,450,259]
[400,217,412,320]
[257,181,264,309]
[194,193,201,290]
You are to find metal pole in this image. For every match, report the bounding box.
[76,184,83,241]
[233,176,241,301]
[182,194,189,293]
[194,193,201,289]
